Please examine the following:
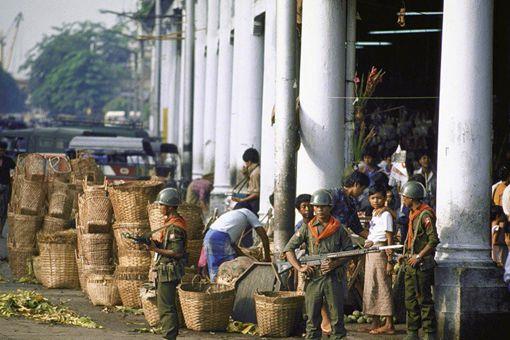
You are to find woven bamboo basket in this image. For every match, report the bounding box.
[42,215,68,233]
[118,248,151,267]
[140,284,160,327]
[24,154,46,181]
[187,239,203,267]
[83,181,112,231]
[148,202,166,232]
[19,177,46,215]
[115,266,149,308]
[112,221,150,251]
[86,274,122,306]
[47,156,71,183]
[178,282,235,331]
[70,156,100,183]
[48,180,73,219]
[81,233,113,266]
[75,252,87,293]
[108,180,164,223]
[82,263,116,282]
[7,213,42,247]
[7,243,37,279]
[178,203,204,240]
[254,291,305,337]
[36,230,79,288]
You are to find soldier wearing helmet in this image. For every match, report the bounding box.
[149,187,187,340]
[283,189,353,339]
[399,181,439,340]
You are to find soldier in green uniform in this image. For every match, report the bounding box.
[283,189,353,339]
[148,188,188,340]
[400,181,439,340]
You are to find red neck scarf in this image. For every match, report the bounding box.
[307,216,341,245]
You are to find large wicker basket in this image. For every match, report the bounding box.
[115,266,149,308]
[47,156,72,183]
[86,274,122,306]
[83,181,112,231]
[81,233,113,266]
[7,213,42,247]
[48,180,73,219]
[76,252,87,293]
[24,154,46,181]
[108,180,163,223]
[178,203,204,240]
[7,244,37,279]
[187,239,203,267]
[36,230,79,288]
[42,215,68,233]
[140,284,160,327]
[113,221,150,251]
[148,203,166,232]
[254,291,305,337]
[19,177,46,215]
[178,282,235,331]
[118,248,151,267]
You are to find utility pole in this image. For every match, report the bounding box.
[345,0,356,169]
[274,0,298,253]
[182,0,195,182]
[153,0,162,138]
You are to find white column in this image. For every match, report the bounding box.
[229,3,240,185]
[231,0,264,174]
[160,39,171,141]
[259,1,276,216]
[296,0,346,195]
[202,0,220,174]
[434,2,510,338]
[191,0,207,179]
[182,0,195,181]
[210,0,234,213]
[165,20,181,145]
[344,0,356,168]
[436,0,492,265]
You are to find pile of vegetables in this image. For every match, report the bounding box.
[227,320,259,335]
[0,290,101,329]
[344,310,372,324]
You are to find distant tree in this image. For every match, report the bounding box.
[0,68,26,113]
[21,22,132,118]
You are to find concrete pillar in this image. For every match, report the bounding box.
[435,1,510,338]
[153,0,162,138]
[160,38,171,141]
[296,0,346,195]
[231,0,264,177]
[165,20,181,145]
[210,0,234,214]
[259,1,277,216]
[202,0,220,174]
[274,0,298,253]
[191,0,207,179]
[182,0,195,181]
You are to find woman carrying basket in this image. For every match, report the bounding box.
[147,188,187,340]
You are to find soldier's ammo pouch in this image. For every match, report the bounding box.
[156,260,185,283]
[418,255,436,271]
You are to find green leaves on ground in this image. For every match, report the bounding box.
[0,290,101,328]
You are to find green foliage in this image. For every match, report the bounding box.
[21,21,132,117]
[103,95,131,113]
[0,68,26,113]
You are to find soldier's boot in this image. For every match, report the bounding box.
[423,332,437,340]
[403,330,419,340]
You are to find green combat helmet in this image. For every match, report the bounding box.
[400,180,427,200]
[310,189,333,206]
[155,188,181,206]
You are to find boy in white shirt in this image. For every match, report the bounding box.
[363,184,395,335]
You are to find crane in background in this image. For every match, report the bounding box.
[0,12,23,72]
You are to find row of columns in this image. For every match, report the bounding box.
[157,0,507,337]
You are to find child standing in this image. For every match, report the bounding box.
[363,184,395,335]
[491,205,508,267]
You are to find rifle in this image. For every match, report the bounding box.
[121,224,170,246]
[276,244,403,274]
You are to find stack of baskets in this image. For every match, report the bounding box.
[76,181,118,306]
[109,180,164,308]
[177,203,205,267]
[7,154,47,278]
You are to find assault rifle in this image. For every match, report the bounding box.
[121,224,170,246]
[276,244,403,274]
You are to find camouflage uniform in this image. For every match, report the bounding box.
[156,222,187,340]
[283,218,352,339]
[404,205,439,335]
